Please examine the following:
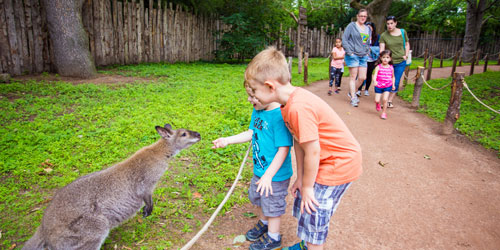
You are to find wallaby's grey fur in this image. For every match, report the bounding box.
[22,124,201,250]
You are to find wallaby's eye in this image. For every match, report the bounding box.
[181,132,187,137]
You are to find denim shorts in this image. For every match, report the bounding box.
[292,182,351,245]
[374,86,393,93]
[345,54,368,68]
[248,175,290,217]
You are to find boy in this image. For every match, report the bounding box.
[212,83,294,250]
[244,47,362,250]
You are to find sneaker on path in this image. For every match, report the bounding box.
[335,89,340,94]
[245,220,268,242]
[351,98,359,107]
[356,90,362,97]
[375,102,381,111]
[364,90,369,96]
[249,233,282,250]
[282,240,308,250]
[381,112,387,119]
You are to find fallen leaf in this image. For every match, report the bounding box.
[243,212,257,218]
[193,192,202,199]
[9,244,16,250]
[378,161,388,167]
[347,112,351,115]
[424,155,431,160]
[43,167,53,173]
[233,235,246,244]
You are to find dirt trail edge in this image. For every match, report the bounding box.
[185,66,500,250]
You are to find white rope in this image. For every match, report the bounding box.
[420,74,451,91]
[463,81,500,114]
[180,143,251,250]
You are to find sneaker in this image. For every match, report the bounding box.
[249,233,282,250]
[282,240,308,250]
[388,102,394,108]
[356,90,361,97]
[364,90,370,96]
[381,113,387,119]
[375,102,381,111]
[350,98,359,107]
[328,90,332,96]
[334,89,340,94]
[245,221,268,241]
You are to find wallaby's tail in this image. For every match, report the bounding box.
[22,227,45,250]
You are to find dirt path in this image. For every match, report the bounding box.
[185,65,500,250]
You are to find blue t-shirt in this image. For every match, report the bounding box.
[249,107,293,181]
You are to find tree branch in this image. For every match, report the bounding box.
[483,0,500,12]
[349,0,366,10]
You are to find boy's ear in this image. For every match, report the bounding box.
[263,80,277,91]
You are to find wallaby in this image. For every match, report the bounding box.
[22,124,201,250]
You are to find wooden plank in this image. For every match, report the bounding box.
[103,0,112,65]
[31,0,43,73]
[144,9,149,62]
[172,4,178,62]
[123,0,129,64]
[14,0,29,73]
[156,0,162,62]
[117,1,124,64]
[0,0,11,73]
[93,0,102,66]
[130,0,137,63]
[4,0,21,75]
[23,0,34,73]
[112,0,118,64]
[137,0,143,62]
[148,0,153,62]
[40,0,51,72]
[186,11,191,62]
[162,7,167,62]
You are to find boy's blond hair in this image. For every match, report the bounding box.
[245,46,291,86]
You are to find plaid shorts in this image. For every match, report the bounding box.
[292,182,352,245]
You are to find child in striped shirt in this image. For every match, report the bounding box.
[372,50,395,119]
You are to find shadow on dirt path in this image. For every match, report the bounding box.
[183,66,500,250]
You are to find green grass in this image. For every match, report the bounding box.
[408,57,497,70]
[0,58,330,249]
[399,70,500,157]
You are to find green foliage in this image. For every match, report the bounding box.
[0,59,330,248]
[399,71,500,157]
[214,13,267,61]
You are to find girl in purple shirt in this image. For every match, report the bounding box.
[372,50,395,120]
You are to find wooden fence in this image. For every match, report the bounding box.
[409,31,500,59]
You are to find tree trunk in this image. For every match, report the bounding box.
[350,0,393,35]
[462,0,488,62]
[43,0,96,78]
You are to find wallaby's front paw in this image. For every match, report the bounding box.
[142,205,153,217]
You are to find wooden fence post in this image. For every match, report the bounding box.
[475,50,480,66]
[426,54,433,81]
[288,56,293,74]
[451,49,459,77]
[483,54,489,72]
[459,48,463,66]
[304,52,309,84]
[423,48,429,68]
[498,53,500,65]
[403,66,410,87]
[470,52,476,75]
[442,72,465,135]
[440,50,444,68]
[298,47,303,74]
[411,66,425,108]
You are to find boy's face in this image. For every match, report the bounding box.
[247,81,275,106]
[245,87,268,110]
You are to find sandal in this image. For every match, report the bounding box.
[388,102,394,108]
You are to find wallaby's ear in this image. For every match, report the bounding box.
[164,124,172,130]
[156,126,173,139]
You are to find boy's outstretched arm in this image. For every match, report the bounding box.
[212,129,252,149]
[299,139,321,214]
[256,146,290,197]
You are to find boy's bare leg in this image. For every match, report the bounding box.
[307,242,323,250]
[267,216,280,234]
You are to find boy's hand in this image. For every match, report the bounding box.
[392,85,396,91]
[256,174,273,197]
[290,180,302,198]
[211,138,228,149]
[300,187,319,214]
